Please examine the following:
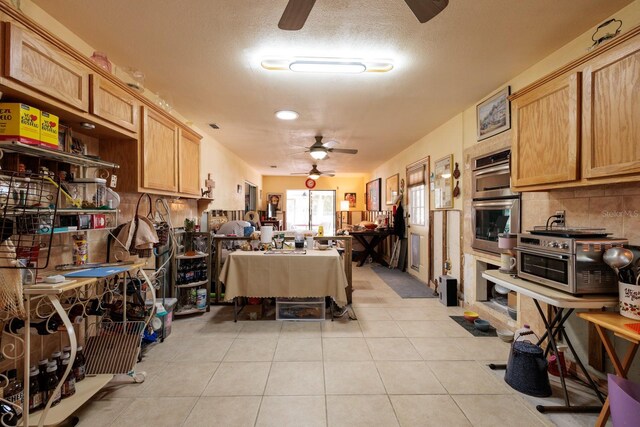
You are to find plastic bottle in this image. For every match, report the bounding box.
[317,225,324,237]
[4,369,23,412]
[28,368,43,411]
[61,359,76,399]
[73,346,86,382]
[38,359,49,391]
[45,365,61,406]
[51,351,62,366]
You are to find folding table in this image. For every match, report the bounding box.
[482,270,618,413]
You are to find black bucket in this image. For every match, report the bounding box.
[505,338,552,397]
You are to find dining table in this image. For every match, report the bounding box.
[349,228,393,267]
[219,247,349,321]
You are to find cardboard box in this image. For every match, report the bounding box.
[39,110,59,149]
[0,103,40,145]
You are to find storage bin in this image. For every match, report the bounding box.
[276,297,325,321]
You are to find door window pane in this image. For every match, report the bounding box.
[409,184,425,226]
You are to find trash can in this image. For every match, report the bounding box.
[609,374,640,426]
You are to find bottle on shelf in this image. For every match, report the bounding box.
[61,359,76,399]
[51,351,62,367]
[72,346,86,382]
[44,365,61,407]
[4,369,23,414]
[28,368,43,412]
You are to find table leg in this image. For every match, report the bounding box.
[593,325,639,427]
[559,325,605,403]
[534,301,570,408]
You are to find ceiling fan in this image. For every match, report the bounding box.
[304,136,358,160]
[291,164,335,179]
[278,0,449,30]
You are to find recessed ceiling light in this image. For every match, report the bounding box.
[80,122,96,130]
[275,110,299,120]
[209,123,220,129]
[270,165,278,168]
[262,57,393,74]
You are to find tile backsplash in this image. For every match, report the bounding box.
[522,182,640,244]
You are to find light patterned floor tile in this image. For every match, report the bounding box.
[183,396,261,427]
[366,337,421,360]
[453,394,554,427]
[324,361,386,394]
[427,361,511,394]
[359,320,405,337]
[264,361,325,395]
[323,338,373,361]
[110,397,197,427]
[326,395,399,427]
[256,396,327,427]
[202,362,271,396]
[274,337,323,361]
[390,395,472,427]
[223,337,278,361]
[376,361,446,394]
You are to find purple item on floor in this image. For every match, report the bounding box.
[608,374,640,426]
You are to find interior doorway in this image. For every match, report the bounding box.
[286,190,336,235]
[244,181,257,211]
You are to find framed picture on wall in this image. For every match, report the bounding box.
[366,178,381,211]
[344,192,356,209]
[477,86,511,141]
[267,193,283,210]
[385,174,399,205]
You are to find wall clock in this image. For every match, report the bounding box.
[305,178,316,189]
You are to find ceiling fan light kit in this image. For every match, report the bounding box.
[278,0,448,31]
[309,147,328,160]
[261,57,393,74]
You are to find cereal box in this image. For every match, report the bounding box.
[40,110,59,149]
[0,103,40,145]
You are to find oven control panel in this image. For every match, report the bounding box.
[518,234,627,255]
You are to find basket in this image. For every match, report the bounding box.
[84,320,146,374]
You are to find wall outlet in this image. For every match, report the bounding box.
[555,210,566,226]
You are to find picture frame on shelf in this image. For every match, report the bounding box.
[477,86,511,141]
[366,178,381,211]
[385,174,399,205]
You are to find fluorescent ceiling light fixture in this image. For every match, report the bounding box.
[309,147,328,160]
[261,57,393,73]
[275,110,299,120]
[309,173,320,180]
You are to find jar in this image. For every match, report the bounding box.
[45,365,61,407]
[90,51,112,73]
[28,368,43,411]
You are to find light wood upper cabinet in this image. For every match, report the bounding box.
[141,108,178,192]
[3,22,89,111]
[178,130,201,196]
[90,75,139,133]
[582,35,640,179]
[511,72,581,188]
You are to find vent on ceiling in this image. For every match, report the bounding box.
[209,123,220,129]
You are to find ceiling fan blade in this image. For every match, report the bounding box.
[403,0,448,23]
[278,0,316,30]
[291,172,309,175]
[328,148,358,154]
[324,173,335,177]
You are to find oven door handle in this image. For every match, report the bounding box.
[472,200,515,208]
[473,163,510,176]
[515,247,571,260]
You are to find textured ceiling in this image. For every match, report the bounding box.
[33,0,633,176]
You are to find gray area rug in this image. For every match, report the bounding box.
[450,316,498,337]
[372,266,437,298]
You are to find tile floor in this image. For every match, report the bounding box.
[72,264,606,426]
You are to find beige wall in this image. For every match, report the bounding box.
[262,175,367,212]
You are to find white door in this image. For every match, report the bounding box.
[286,190,335,234]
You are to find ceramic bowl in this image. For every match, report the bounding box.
[463,311,479,323]
[317,244,329,250]
[474,319,491,331]
[497,329,515,342]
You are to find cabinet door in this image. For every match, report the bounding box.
[141,108,178,192]
[3,22,89,111]
[178,130,201,195]
[583,36,640,179]
[90,75,139,133]
[511,72,580,188]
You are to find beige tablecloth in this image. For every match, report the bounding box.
[220,249,348,306]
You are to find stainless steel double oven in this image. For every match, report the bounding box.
[471,149,520,254]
